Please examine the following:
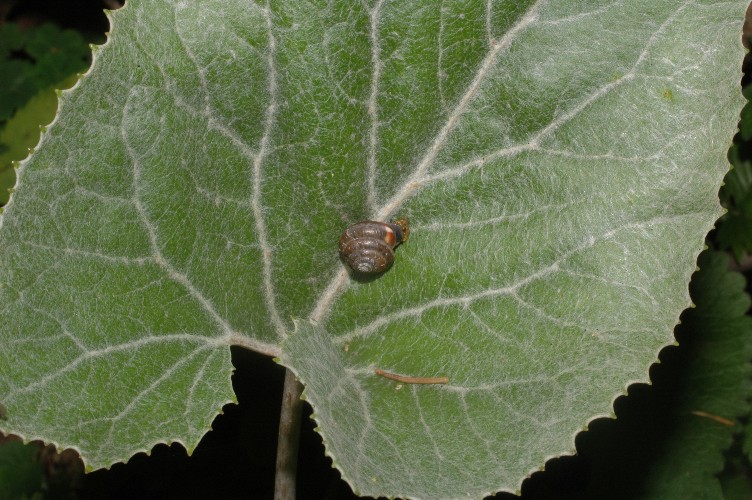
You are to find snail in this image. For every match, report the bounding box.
[338,218,410,274]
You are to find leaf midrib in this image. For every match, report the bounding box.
[307,1,544,326]
[306,0,686,334]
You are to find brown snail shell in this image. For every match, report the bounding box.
[338,218,409,274]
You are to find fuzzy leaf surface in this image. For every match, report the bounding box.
[0,0,746,497]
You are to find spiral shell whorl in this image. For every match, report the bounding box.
[338,219,408,274]
[344,238,394,273]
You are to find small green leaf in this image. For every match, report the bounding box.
[0,23,90,122]
[0,440,44,499]
[719,144,752,259]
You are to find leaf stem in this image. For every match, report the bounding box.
[274,368,304,500]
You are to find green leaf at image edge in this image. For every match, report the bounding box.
[0,1,746,497]
[573,250,752,499]
[0,75,82,206]
[0,22,90,122]
[0,440,44,499]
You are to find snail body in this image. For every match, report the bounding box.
[339,218,409,274]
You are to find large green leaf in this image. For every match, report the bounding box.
[0,0,745,497]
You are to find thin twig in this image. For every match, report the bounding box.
[375,368,449,385]
[274,369,305,500]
